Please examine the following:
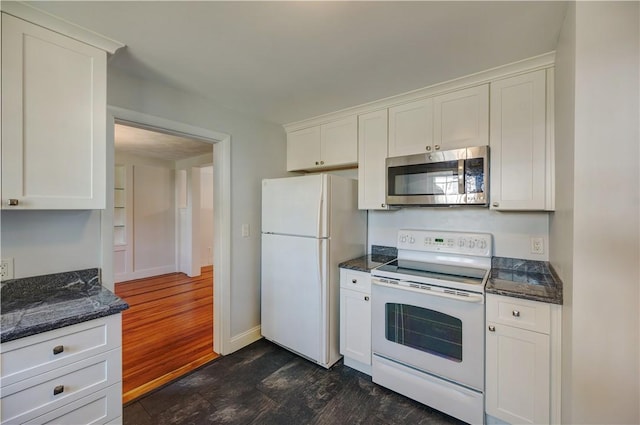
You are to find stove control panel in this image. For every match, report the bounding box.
[397,229,492,257]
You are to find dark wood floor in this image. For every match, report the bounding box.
[123,339,466,425]
[115,266,219,403]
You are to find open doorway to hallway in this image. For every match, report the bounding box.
[112,122,218,402]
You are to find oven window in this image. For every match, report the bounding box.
[385,303,462,362]
[388,161,461,196]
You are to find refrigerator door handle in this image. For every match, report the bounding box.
[317,178,324,238]
[317,239,323,287]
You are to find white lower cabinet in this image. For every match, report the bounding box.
[0,315,123,425]
[485,294,561,425]
[339,269,372,375]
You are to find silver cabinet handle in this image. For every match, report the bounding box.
[381,203,385,208]
[8,199,19,206]
[53,385,64,396]
[352,279,357,284]
[492,202,500,207]
[364,296,370,301]
[435,144,440,150]
[512,310,521,317]
[488,325,496,332]
[53,345,64,355]
[320,161,324,165]
[315,161,319,165]
[426,146,432,151]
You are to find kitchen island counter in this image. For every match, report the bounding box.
[486,257,563,305]
[1,268,128,343]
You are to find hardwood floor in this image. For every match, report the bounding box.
[115,266,219,403]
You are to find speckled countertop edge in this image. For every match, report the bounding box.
[486,257,563,305]
[1,268,129,343]
[339,245,397,272]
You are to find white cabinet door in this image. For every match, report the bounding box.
[321,115,358,168]
[340,288,371,367]
[287,126,321,171]
[358,109,390,210]
[433,85,488,151]
[1,14,106,209]
[486,322,550,425]
[490,69,549,211]
[286,116,357,172]
[388,97,434,157]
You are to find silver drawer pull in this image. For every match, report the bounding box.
[53,385,64,396]
[352,279,357,284]
[8,199,19,206]
[488,325,496,332]
[512,310,521,317]
[53,345,64,355]
[364,296,369,301]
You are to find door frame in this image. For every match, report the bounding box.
[102,106,232,355]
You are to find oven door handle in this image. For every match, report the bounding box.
[372,278,484,303]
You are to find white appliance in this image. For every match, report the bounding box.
[371,229,492,425]
[261,174,366,368]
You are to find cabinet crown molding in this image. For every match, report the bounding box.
[1,1,125,54]
[284,51,555,133]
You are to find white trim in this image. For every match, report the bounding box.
[103,106,233,357]
[115,265,177,283]
[284,51,556,132]
[229,326,263,353]
[550,305,562,424]
[1,2,125,54]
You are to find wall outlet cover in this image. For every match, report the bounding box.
[0,258,15,281]
[530,237,544,255]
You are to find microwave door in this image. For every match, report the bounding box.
[387,160,464,205]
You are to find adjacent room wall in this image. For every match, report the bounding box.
[108,68,288,343]
[200,166,214,267]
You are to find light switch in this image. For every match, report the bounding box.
[241,224,250,238]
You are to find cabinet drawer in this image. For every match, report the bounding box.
[1,315,121,386]
[487,294,550,334]
[1,348,121,424]
[340,270,371,293]
[24,383,121,425]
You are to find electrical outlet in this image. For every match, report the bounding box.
[0,258,14,281]
[530,237,544,255]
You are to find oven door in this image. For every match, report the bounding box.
[371,278,484,391]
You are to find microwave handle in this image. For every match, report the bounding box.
[457,159,465,194]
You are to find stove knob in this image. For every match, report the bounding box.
[458,239,465,247]
[409,237,415,244]
[400,235,407,243]
[478,240,487,249]
[468,239,476,249]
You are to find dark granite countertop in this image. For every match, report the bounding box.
[339,245,397,272]
[486,257,563,305]
[1,268,129,343]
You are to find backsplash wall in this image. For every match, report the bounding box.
[368,208,549,260]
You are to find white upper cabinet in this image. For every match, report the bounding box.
[388,85,488,158]
[1,14,107,209]
[433,85,489,150]
[490,69,553,211]
[388,98,434,157]
[358,109,390,210]
[286,116,357,172]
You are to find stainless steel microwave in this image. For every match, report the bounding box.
[385,146,489,207]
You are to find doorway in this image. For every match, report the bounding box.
[101,107,232,402]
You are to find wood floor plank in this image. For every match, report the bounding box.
[116,266,219,402]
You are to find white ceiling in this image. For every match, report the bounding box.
[28,1,567,125]
[115,124,213,161]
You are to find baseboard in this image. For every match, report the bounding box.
[115,265,177,283]
[229,325,262,353]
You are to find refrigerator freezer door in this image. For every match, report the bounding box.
[262,174,328,238]
[261,233,328,364]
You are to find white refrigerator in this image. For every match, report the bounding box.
[261,174,366,368]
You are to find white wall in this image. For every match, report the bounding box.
[552,2,640,423]
[1,210,101,278]
[107,68,288,340]
[369,209,549,260]
[200,166,214,267]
